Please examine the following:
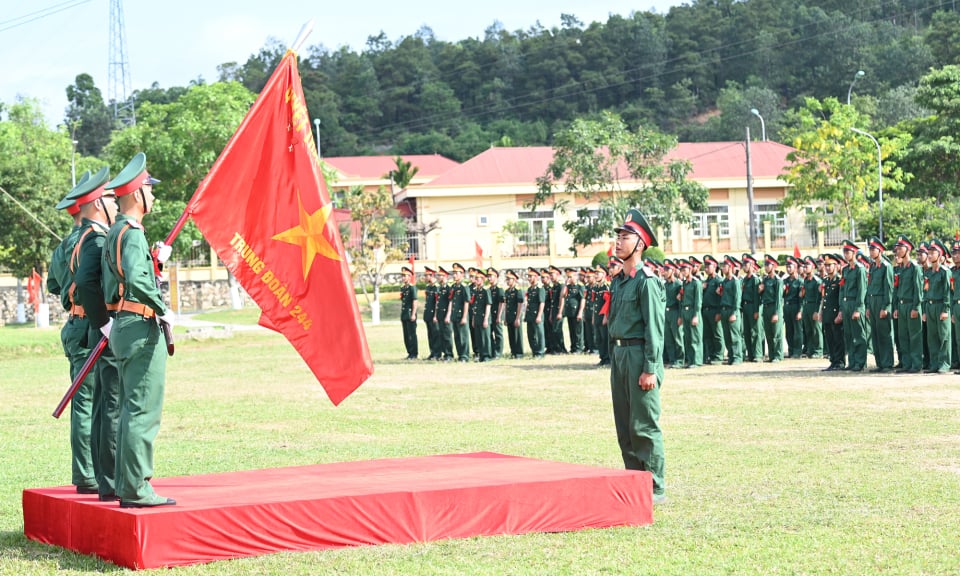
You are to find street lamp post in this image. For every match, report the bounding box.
[847,70,865,105]
[750,108,766,142]
[312,118,322,158]
[71,139,78,186]
[851,127,883,241]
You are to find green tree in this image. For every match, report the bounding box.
[388,156,419,190]
[341,184,406,323]
[0,100,74,276]
[533,111,708,250]
[64,73,113,157]
[103,82,256,254]
[780,97,911,241]
[925,10,960,67]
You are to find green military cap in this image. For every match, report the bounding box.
[486,267,499,277]
[596,264,609,273]
[929,239,948,257]
[703,254,719,267]
[56,170,93,211]
[917,242,929,254]
[423,266,436,275]
[451,262,465,273]
[105,152,160,196]
[893,235,914,251]
[526,267,539,276]
[64,166,111,207]
[608,256,623,266]
[401,266,413,276]
[764,253,778,267]
[868,237,886,252]
[437,266,449,276]
[688,256,702,267]
[741,253,758,267]
[952,240,960,254]
[841,239,859,253]
[614,208,658,247]
[548,265,562,275]
[803,255,817,266]
[505,270,519,280]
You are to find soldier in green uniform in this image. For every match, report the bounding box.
[549,266,567,354]
[679,259,703,368]
[662,260,684,368]
[422,267,440,360]
[101,153,175,508]
[865,238,894,372]
[525,267,546,358]
[701,255,724,364]
[470,269,492,362]
[917,243,932,371]
[608,209,666,505]
[49,173,98,494]
[740,254,763,363]
[69,167,124,502]
[950,242,960,374]
[467,268,481,357]
[582,268,596,354]
[892,236,923,373]
[839,240,868,372]
[436,267,454,361]
[719,256,743,365]
[760,254,784,362]
[541,269,555,354]
[504,270,525,358]
[447,263,472,362]
[487,268,505,359]
[800,256,823,359]
[783,257,804,359]
[820,254,846,370]
[857,251,874,356]
[399,266,418,360]
[563,268,585,353]
[594,262,614,366]
[923,240,952,373]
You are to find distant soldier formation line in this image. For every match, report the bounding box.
[398,235,960,375]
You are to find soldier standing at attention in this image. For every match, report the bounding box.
[101,153,175,508]
[917,243,932,371]
[69,167,123,503]
[49,173,98,495]
[467,268,481,357]
[923,240,952,373]
[820,254,845,371]
[422,267,440,360]
[582,268,597,354]
[448,263,472,362]
[720,256,743,365]
[839,240,868,372]
[563,268,586,353]
[760,254,784,362]
[662,260,684,369]
[740,254,763,362]
[525,268,546,358]
[549,266,567,354]
[800,256,824,359]
[950,242,960,374]
[436,267,454,361]
[701,256,724,364]
[399,266,418,360]
[541,269,555,354]
[470,269,493,362]
[608,209,666,505]
[783,257,804,359]
[892,236,923,373]
[504,270,525,359]
[487,268,505,359]
[865,237,894,372]
[678,259,703,368]
[594,262,614,366]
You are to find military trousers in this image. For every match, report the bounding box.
[438,319,454,359]
[526,319,545,356]
[491,320,503,358]
[453,319,471,361]
[866,297,894,369]
[90,321,121,499]
[111,312,167,504]
[721,307,743,363]
[801,306,823,358]
[783,303,803,358]
[425,318,440,359]
[762,306,784,361]
[896,302,922,372]
[664,307,683,367]
[924,302,951,372]
[401,316,418,358]
[594,315,609,363]
[701,306,723,363]
[583,314,595,352]
[506,320,524,358]
[741,305,763,361]
[610,344,665,496]
[566,315,584,353]
[681,309,702,367]
[953,302,960,370]
[840,302,867,370]
[62,316,97,490]
[822,315,845,368]
[472,321,492,361]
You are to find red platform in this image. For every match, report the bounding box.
[23,452,652,569]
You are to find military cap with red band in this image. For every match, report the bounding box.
[56,170,92,212]
[64,166,111,207]
[868,236,886,252]
[893,235,914,251]
[764,253,779,266]
[614,208,658,247]
[105,152,160,197]
[841,239,859,252]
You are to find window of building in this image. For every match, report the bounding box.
[691,205,730,238]
[517,210,554,244]
[753,203,786,238]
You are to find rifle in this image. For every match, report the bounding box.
[52,215,188,419]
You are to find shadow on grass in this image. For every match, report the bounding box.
[0,530,123,572]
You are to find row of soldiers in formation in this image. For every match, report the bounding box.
[399,261,624,365]
[400,233,960,374]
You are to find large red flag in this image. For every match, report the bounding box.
[187,51,372,405]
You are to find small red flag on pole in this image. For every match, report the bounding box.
[793,242,801,259]
[186,50,372,406]
[475,240,484,268]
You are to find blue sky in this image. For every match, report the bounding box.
[0,0,682,126]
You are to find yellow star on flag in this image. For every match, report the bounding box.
[272,192,342,279]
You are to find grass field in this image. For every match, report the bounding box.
[1,308,959,575]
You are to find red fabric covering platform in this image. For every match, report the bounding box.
[23,452,652,569]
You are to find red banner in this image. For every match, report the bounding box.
[187,51,372,405]
[474,240,484,268]
[27,268,42,311]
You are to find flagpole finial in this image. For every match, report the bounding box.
[289,20,314,54]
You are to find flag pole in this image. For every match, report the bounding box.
[289,20,314,53]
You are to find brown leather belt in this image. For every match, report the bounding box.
[69,304,86,318]
[106,302,120,311]
[119,301,156,318]
[612,338,645,347]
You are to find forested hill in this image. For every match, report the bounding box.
[160,0,959,160]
